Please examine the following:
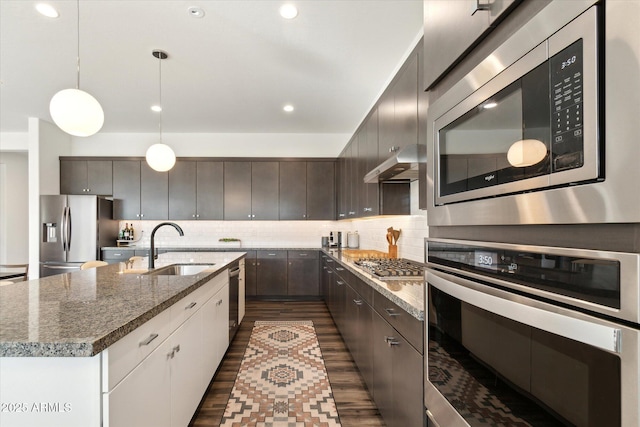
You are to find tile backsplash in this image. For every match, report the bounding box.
[120,214,427,262]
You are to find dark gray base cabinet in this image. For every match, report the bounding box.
[322,254,425,427]
[287,251,320,296]
[256,250,287,296]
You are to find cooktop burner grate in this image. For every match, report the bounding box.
[354,258,425,281]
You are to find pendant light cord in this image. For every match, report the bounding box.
[76,0,80,89]
[158,53,163,143]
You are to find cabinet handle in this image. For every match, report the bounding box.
[192,214,196,218]
[114,253,122,256]
[426,410,442,427]
[388,339,400,347]
[327,260,334,263]
[216,299,223,306]
[471,0,490,15]
[167,350,175,359]
[327,271,333,274]
[384,308,400,317]
[339,213,346,217]
[336,281,344,286]
[185,302,197,310]
[389,146,400,153]
[364,207,372,212]
[196,214,200,218]
[136,214,140,218]
[248,215,252,218]
[173,344,181,354]
[268,253,276,256]
[139,333,159,347]
[336,267,345,271]
[384,336,395,343]
[299,253,308,256]
[353,299,363,306]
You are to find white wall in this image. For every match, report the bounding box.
[0,152,29,264]
[70,132,350,158]
[27,118,72,278]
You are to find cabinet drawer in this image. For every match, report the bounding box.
[287,250,319,259]
[103,307,172,392]
[373,294,423,354]
[257,250,287,259]
[102,249,135,262]
[170,270,228,330]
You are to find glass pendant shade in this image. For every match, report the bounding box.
[50,88,104,137]
[507,139,548,168]
[146,143,176,172]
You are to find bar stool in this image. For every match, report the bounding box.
[80,260,109,270]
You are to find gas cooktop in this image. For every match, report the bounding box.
[353,258,425,281]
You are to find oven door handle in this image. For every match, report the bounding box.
[427,268,622,354]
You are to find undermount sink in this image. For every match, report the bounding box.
[145,264,215,276]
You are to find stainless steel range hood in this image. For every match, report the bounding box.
[363,144,426,183]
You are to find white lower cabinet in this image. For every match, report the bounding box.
[105,338,172,427]
[103,272,230,427]
[202,284,229,386]
[171,309,205,427]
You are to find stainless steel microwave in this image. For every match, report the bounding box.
[426,1,640,226]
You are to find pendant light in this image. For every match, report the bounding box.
[49,0,104,137]
[145,50,176,172]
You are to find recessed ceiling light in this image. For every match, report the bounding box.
[279,4,298,19]
[35,3,59,18]
[187,6,205,18]
[151,105,162,112]
[283,105,295,112]
[483,102,498,109]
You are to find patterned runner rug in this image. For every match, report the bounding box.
[220,320,342,427]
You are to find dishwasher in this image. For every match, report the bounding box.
[228,263,240,341]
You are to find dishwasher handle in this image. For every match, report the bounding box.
[229,266,241,278]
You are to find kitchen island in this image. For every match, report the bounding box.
[0,251,245,427]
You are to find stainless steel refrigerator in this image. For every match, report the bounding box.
[40,195,118,277]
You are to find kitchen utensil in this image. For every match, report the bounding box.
[392,229,401,244]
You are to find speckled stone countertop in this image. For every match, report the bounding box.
[0,252,245,357]
[101,246,321,252]
[322,249,425,321]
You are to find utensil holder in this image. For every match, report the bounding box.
[388,244,398,259]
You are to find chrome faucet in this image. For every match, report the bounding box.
[149,222,184,269]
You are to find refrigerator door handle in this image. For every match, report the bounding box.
[61,206,68,252]
[66,206,72,252]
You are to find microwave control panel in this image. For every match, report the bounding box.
[551,40,584,171]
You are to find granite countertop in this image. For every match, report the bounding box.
[322,249,425,321]
[101,246,321,251]
[0,252,246,357]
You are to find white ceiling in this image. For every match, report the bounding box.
[0,0,423,135]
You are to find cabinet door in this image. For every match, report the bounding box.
[279,162,307,220]
[106,338,172,427]
[362,111,380,216]
[337,153,348,219]
[169,160,196,220]
[394,53,418,151]
[60,159,87,194]
[244,251,257,296]
[112,160,141,220]
[170,312,203,427]
[357,300,374,392]
[392,333,424,427]
[87,160,113,195]
[141,162,168,220]
[251,162,279,220]
[256,251,287,296]
[423,0,489,90]
[224,162,252,220]
[377,88,396,161]
[196,161,224,220]
[372,311,395,424]
[287,251,319,296]
[307,161,335,220]
[202,284,229,381]
[333,275,347,333]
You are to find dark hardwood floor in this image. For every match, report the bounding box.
[190,300,385,426]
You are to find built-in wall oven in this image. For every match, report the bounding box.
[426,0,640,226]
[424,238,640,427]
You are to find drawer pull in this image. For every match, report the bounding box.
[336,281,344,286]
[385,308,400,317]
[299,253,308,256]
[268,253,276,256]
[173,344,180,354]
[384,336,399,347]
[216,299,223,306]
[185,302,197,310]
[353,299,363,306]
[114,253,122,256]
[336,267,345,271]
[139,333,159,347]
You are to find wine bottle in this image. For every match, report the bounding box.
[129,224,135,240]
[124,223,130,240]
